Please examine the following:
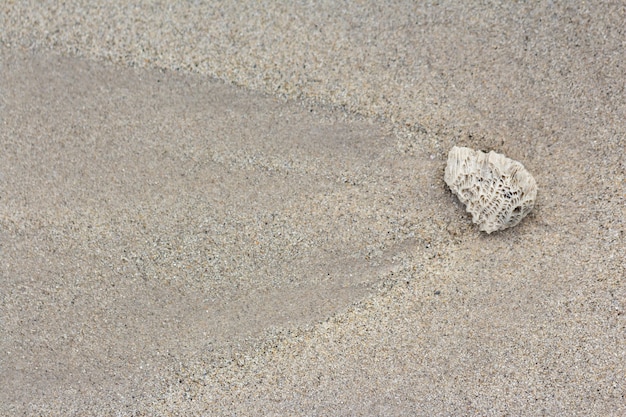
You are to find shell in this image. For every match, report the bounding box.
[444,146,537,233]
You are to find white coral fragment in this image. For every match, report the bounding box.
[444,146,537,233]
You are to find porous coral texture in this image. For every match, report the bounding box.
[444,146,537,233]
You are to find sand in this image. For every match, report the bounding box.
[1,1,624,416]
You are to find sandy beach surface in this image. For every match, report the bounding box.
[1,2,624,416]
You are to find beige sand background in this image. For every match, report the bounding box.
[1,1,624,416]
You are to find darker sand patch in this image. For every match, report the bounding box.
[0,50,442,412]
